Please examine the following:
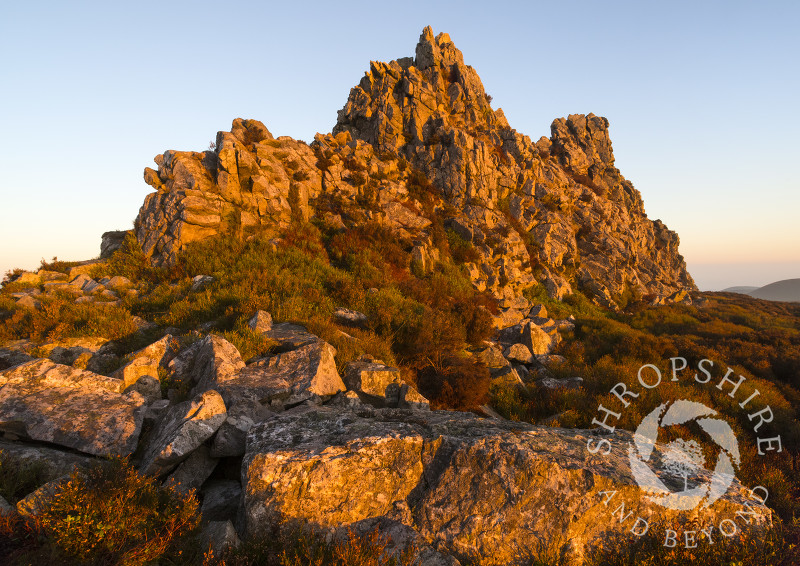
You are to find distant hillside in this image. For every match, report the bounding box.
[749,278,800,302]
[721,285,759,294]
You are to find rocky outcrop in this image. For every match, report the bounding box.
[243,407,768,564]
[131,27,694,310]
[136,120,323,266]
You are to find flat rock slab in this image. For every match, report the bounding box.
[139,389,227,477]
[0,360,146,456]
[262,322,319,350]
[243,407,770,565]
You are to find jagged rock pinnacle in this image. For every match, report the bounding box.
[133,26,695,310]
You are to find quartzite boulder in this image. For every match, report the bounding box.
[169,335,245,392]
[242,407,770,565]
[113,334,180,390]
[497,321,554,355]
[138,389,227,477]
[165,445,219,493]
[247,310,273,333]
[212,340,345,408]
[0,360,146,456]
[343,360,429,409]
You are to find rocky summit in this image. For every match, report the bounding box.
[136,26,694,311]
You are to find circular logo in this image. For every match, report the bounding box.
[628,399,741,511]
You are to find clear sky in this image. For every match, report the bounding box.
[1,0,798,291]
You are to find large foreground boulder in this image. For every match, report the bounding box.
[242,407,770,564]
[0,360,146,456]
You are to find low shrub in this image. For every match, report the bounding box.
[35,458,200,566]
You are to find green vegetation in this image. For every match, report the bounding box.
[0,450,49,504]
[0,458,200,566]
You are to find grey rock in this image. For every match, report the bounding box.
[101,230,129,258]
[247,310,273,333]
[124,375,162,403]
[16,476,69,519]
[503,343,533,364]
[0,348,34,371]
[165,445,218,493]
[0,440,93,483]
[472,343,509,369]
[555,319,576,331]
[0,360,146,456]
[15,295,40,310]
[113,334,180,390]
[191,274,215,292]
[528,304,548,319]
[497,321,554,355]
[139,389,227,477]
[210,399,272,458]
[169,335,245,392]
[334,307,368,327]
[215,341,345,408]
[0,494,12,516]
[536,354,566,367]
[537,376,584,390]
[262,322,319,350]
[201,479,242,522]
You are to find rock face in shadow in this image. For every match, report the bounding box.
[133,27,694,310]
[242,407,769,565]
[0,360,146,456]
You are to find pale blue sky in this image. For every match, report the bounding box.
[1,0,798,290]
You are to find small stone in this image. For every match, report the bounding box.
[333,307,368,327]
[247,310,273,333]
[537,376,583,390]
[191,275,215,292]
